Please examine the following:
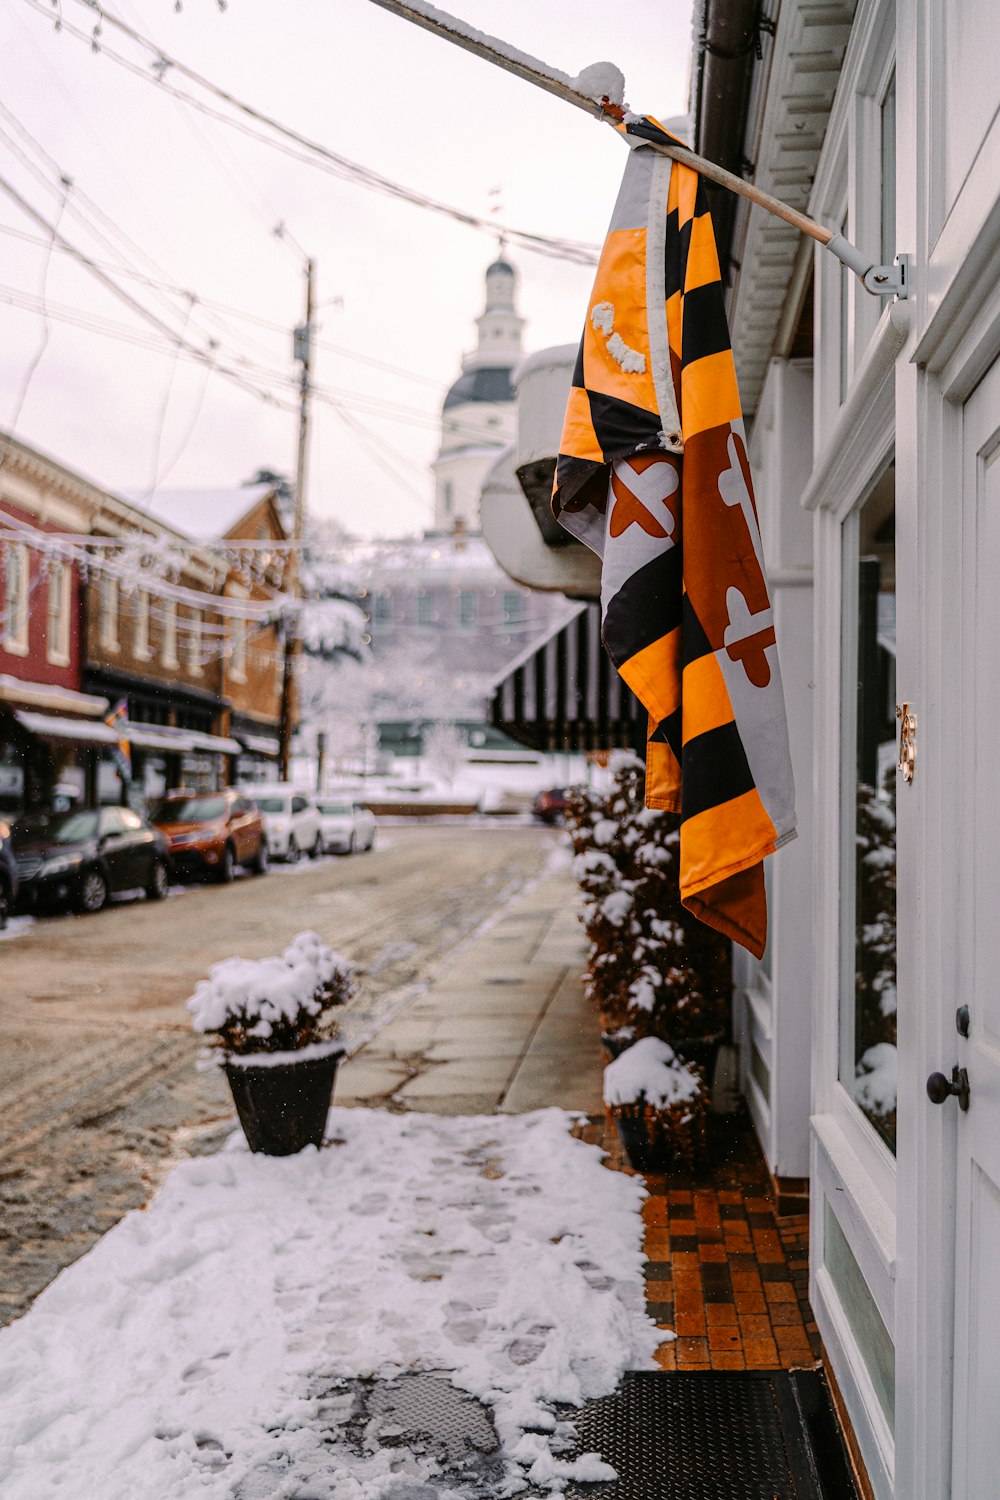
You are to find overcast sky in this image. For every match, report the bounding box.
[0,0,694,538]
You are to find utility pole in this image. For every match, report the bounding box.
[279,257,314,780]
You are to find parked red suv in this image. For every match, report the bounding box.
[150,789,268,883]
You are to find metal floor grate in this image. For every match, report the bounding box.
[564,1371,860,1500]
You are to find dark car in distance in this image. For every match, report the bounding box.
[11,806,170,914]
[149,789,268,882]
[0,819,19,928]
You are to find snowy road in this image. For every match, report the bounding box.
[0,824,558,1326]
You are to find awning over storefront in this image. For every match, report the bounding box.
[125,724,242,756]
[15,712,119,745]
[490,602,644,753]
[1,677,108,717]
[238,732,280,758]
[13,713,241,757]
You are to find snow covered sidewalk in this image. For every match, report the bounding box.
[0,1107,661,1500]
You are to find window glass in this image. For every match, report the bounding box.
[459,591,478,627]
[373,593,392,626]
[101,808,127,836]
[100,575,119,650]
[417,593,436,626]
[502,591,523,624]
[838,211,850,405]
[47,562,69,662]
[161,599,177,666]
[120,809,143,830]
[880,70,897,268]
[186,609,202,674]
[230,616,247,678]
[251,796,286,814]
[151,796,226,823]
[135,591,150,657]
[13,810,99,844]
[841,462,897,1152]
[4,543,29,650]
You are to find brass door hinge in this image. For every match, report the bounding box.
[897,702,916,784]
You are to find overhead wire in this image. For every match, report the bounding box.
[19,0,600,266]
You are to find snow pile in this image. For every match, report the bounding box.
[187,931,354,1055]
[604,1036,702,1110]
[0,1107,659,1499]
[573,60,626,107]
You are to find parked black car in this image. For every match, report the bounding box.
[0,819,19,929]
[11,806,171,914]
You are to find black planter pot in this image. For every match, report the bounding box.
[612,1111,676,1174]
[224,1047,344,1156]
[667,1032,725,1086]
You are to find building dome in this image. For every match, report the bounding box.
[442,365,515,411]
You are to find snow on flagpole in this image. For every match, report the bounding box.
[367,0,907,295]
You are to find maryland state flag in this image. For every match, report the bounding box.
[553,116,795,959]
[104,697,132,785]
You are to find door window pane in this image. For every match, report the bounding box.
[880,70,897,268]
[841,463,897,1152]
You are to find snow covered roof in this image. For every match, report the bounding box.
[122,486,279,542]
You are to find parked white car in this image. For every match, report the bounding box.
[243,785,323,862]
[315,796,377,855]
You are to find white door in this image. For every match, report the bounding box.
[950,357,1000,1499]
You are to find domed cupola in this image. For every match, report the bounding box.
[431,254,524,531]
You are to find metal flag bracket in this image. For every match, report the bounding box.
[826,237,910,299]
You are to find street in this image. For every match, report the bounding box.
[0,822,558,1326]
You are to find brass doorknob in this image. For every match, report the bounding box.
[926,1066,970,1111]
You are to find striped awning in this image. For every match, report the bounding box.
[490,603,643,753]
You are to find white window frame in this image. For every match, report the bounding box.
[805,4,900,1492]
[134,590,151,660]
[3,541,30,657]
[186,608,202,676]
[99,574,119,653]
[161,598,178,669]
[45,559,71,667]
[811,0,897,443]
[229,615,247,683]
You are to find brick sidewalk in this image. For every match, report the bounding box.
[342,860,820,1374]
[579,1113,821,1373]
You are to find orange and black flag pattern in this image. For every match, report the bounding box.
[552,115,796,959]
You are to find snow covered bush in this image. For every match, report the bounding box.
[187,931,354,1058]
[567,756,731,1047]
[604,1037,707,1171]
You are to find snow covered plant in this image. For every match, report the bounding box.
[187,931,354,1058]
[567,757,731,1045]
[604,1037,708,1171]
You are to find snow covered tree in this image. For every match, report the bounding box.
[422,721,466,788]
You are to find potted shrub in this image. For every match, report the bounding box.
[187,930,354,1156]
[568,756,732,1080]
[604,1036,707,1174]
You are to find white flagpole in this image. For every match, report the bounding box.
[367,0,906,297]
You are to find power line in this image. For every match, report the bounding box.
[20,0,600,266]
[0,101,291,370]
[0,170,294,410]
